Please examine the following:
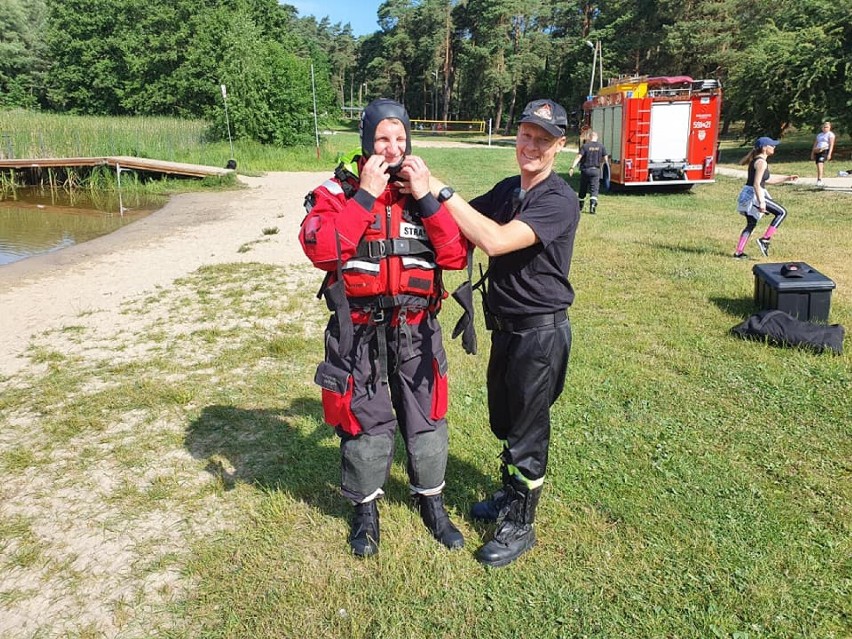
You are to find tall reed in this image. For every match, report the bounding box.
[0,109,209,162]
[0,170,23,198]
[0,109,362,175]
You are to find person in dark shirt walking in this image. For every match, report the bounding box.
[570,131,608,214]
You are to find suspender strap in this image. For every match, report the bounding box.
[322,231,354,358]
[472,261,489,292]
[374,322,390,386]
[316,271,332,300]
[473,262,497,331]
[333,164,358,199]
[396,309,415,365]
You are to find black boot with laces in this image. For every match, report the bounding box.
[475,480,542,568]
[471,462,512,522]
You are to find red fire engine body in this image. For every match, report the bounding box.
[582,75,722,189]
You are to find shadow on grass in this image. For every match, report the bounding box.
[555,170,701,196]
[643,241,730,257]
[710,295,757,319]
[183,400,494,525]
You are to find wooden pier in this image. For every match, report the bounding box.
[0,156,233,179]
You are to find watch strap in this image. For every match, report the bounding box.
[437,186,455,203]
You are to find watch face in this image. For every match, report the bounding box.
[439,187,454,202]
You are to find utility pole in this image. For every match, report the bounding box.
[220,84,235,165]
[311,64,320,160]
[585,41,597,100]
[432,70,439,121]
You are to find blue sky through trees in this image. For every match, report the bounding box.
[287,0,382,36]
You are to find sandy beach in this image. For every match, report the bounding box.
[0,171,341,637]
[0,172,326,378]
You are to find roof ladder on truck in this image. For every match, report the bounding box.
[625,96,651,183]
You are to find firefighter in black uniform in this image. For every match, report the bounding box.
[428,99,580,567]
[570,130,608,214]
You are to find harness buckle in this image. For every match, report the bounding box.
[371,308,387,324]
[368,240,387,259]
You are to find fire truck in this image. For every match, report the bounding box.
[581,75,722,189]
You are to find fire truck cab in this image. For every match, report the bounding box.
[582,75,722,189]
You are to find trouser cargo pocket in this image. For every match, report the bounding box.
[314,361,363,436]
[430,350,449,421]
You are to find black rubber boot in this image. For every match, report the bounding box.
[471,463,512,522]
[475,480,542,568]
[349,500,380,557]
[415,493,464,550]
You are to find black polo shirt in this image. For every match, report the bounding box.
[469,171,580,317]
[579,141,607,169]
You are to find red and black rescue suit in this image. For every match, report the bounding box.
[300,155,468,504]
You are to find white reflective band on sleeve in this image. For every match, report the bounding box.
[322,180,344,195]
[342,259,381,273]
[401,256,436,270]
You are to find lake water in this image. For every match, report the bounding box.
[0,189,167,266]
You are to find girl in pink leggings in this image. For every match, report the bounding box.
[734,137,798,259]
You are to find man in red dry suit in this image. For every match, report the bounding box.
[299,98,470,557]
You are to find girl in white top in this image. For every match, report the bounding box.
[811,121,836,186]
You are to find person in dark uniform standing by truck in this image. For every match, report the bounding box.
[426,98,580,567]
[570,130,608,214]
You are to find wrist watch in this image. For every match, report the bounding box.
[437,186,455,203]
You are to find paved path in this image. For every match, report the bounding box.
[716,166,852,192]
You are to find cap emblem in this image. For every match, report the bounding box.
[533,103,553,121]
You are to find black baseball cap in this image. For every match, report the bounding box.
[518,99,568,137]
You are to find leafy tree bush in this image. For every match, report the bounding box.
[3,0,848,145]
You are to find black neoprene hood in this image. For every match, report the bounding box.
[360,98,412,157]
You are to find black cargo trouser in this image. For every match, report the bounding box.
[486,316,571,482]
[578,167,601,201]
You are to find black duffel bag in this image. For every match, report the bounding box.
[730,309,844,355]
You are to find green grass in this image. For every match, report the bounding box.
[2,109,847,179]
[0,109,504,177]
[0,127,850,638]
